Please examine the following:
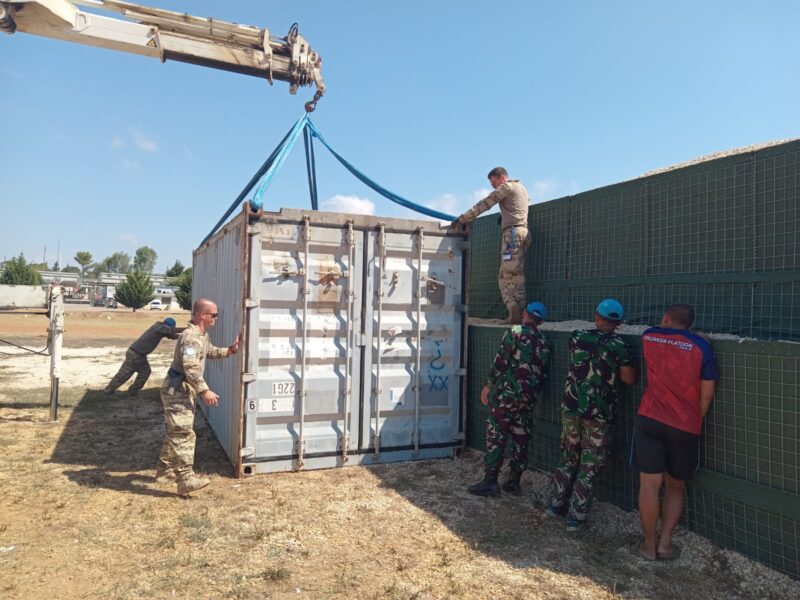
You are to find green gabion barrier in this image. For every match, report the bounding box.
[468,140,800,340]
[467,325,800,578]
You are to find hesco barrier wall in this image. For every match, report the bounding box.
[467,326,800,578]
[468,140,800,341]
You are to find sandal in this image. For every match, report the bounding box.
[657,543,682,561]
[630,542,657,562]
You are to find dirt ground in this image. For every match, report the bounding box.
[1,310,798,599]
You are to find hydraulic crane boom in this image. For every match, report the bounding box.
[0,0,325,107]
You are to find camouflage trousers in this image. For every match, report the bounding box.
[104,348,151,395]
[499,225,530,312]
[484,391,534,476]
[157,386,197,481]
[550,413,610,521]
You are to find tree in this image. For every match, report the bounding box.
[165,259,185,278]
[61,265,80,274]
[103,252,131,274]
[1,254,43,285]
[174,268,192,311]
[114,270,155,311]
[93,252,131,277]
[133,246,158,274]
[74,251,94,280]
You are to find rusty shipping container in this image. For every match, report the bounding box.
[193,206,469,475]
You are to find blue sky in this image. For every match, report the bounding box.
[2,1,798,272]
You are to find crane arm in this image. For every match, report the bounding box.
[0,0,325,101]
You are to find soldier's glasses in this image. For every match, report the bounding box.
[205,312,219,318]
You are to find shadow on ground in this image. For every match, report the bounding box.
[366,455,746,600]
[48,387,233,497]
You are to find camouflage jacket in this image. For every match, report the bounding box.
[562,329,634,423]
[457,179,529,230]
[129,321,178,355]
[166,322,229,395]
[487,324,552,403]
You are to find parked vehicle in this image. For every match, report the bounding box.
[149,299,163,310]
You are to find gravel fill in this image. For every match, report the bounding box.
[468,318,752,341]
[639,138,798,178]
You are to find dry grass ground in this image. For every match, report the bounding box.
[1,310,798,599]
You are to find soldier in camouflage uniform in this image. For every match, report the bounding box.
[155,298,240,496]
[547,299,637,530]
[468,301,551,497]
[104,317,183,396]
[451,167,531,324]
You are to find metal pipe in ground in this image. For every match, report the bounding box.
[48,284,64,422]
[49,376,59,421]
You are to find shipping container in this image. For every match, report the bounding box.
[193,206,469,475]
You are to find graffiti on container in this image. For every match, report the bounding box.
[428,374,449,391]
[428,341,448,390]
[429,341,445,370]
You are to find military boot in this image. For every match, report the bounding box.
[500,303,522,325]
[177,475,210,496]
[502,471,523,495]
[467,471,500,497]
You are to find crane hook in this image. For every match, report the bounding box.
[305,89,323,113]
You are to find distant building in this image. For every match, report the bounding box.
[36,271,180,308]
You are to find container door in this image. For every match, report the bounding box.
[242,219,363,473]
[360,227,464,463]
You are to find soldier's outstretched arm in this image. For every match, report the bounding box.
[207,334,240,359]
[456,186,508,225]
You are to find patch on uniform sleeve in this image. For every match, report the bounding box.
[184,347,196,356]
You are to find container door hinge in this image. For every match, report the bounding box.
[455,304,467,313]
[242,372,257,383]
[453,432,465,441]
[240,446,255,458]
[244,299,258,309]
[355,333,367,347]
[458,240,470,250]
[455,368,467,376]
[339,434,350,462]
[372,434,381,457]
[247,225,260,236]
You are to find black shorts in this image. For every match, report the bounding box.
[634,415,700,481]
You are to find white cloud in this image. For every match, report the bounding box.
[530,179,557,203]
[471,188,492,202]
[110,137,124,150]
[564,180,581,195]
[321,194,375,215]
[119,234,139,245]
[2,66,22,80]
[129,127,158,152]
[121,158,140,172]
[429,193,459,215]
